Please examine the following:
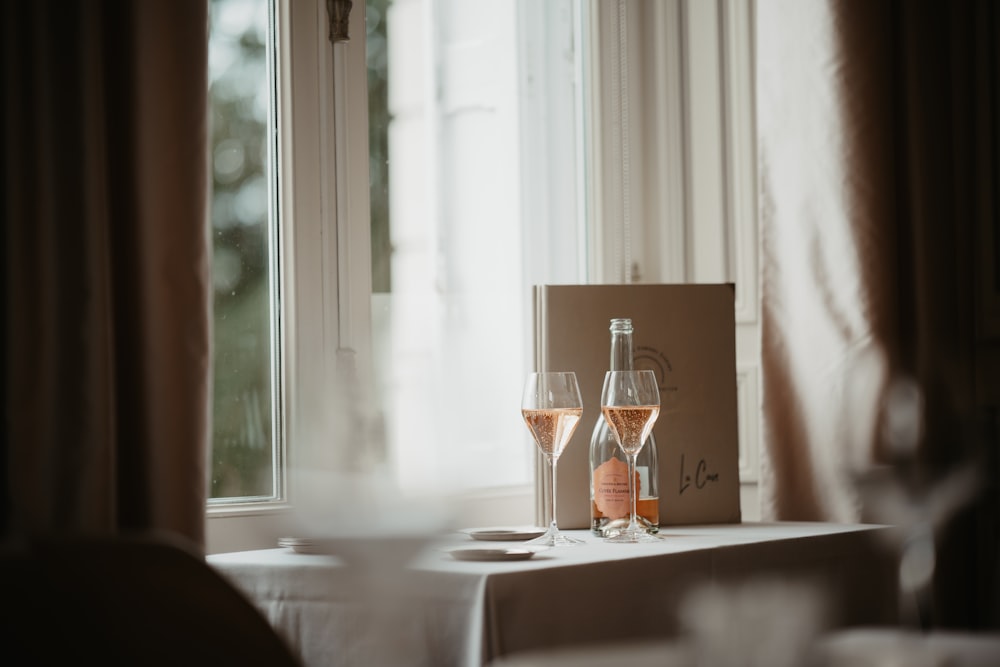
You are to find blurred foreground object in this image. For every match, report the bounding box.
[852,374,984,629]
[0,533,301,666]
[818,628,1000,667]
[679,577,828,667]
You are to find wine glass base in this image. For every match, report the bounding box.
[604,529,661,544]
[526,531,585,547]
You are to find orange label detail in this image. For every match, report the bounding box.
[593,458,640,520]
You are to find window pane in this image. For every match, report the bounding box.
[368,0,391,294]
[208,0,277,500]
[368,0,583,498]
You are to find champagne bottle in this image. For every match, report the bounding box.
[590,318,660,536]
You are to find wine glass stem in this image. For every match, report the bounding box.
[627,452,639,531]
[548,458,559,535]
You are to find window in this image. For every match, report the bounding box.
[208,0,280,503]
[207,0,377,552]
[208,0,588,552]
[206,0,761,553]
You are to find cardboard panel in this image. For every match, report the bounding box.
[533,284,742,528]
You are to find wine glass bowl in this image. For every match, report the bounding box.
[603,406,659,455]
[601,370,661,544]
[522,372,584,547]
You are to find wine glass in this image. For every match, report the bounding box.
[521,372,585,547]
[601,370,661,543]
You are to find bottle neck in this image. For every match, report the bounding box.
[608,325,634,371]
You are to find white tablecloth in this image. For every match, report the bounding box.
[208,522,898,667]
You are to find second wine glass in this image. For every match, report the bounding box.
[600,370,661,544]
[521,372,584,547]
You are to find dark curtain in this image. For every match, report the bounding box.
[759,0,999,628]
[2,1,211,549]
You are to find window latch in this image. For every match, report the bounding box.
[326,0,352,43]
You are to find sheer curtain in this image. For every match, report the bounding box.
[758,0,997,627]
[3,1,210,549]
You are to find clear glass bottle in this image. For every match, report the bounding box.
[590,318,660,535]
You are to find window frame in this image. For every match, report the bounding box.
[206,0,373,554]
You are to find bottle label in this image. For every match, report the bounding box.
[593,457,639,520]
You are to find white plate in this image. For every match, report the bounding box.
[462,527,547,542]
[447,547,537,562]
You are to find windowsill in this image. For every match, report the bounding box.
[206,501,293,518]
[205,484,536,555]
[205,502,293,555]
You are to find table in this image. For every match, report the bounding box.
[208,522,899,667]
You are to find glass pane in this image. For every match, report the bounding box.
[207,0,277,500]
[368,0,391,294]
[368,0,581,497]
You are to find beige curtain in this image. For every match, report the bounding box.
[758,0,997,627]
[3,1,211,549]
